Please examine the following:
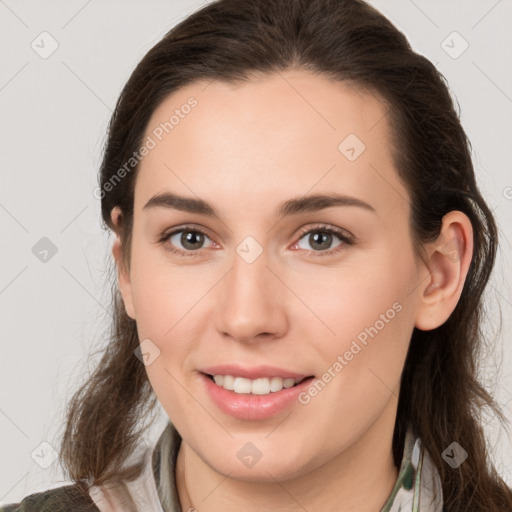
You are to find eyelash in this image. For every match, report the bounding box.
[158,223,354,258]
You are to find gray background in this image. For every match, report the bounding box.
[1,0,511,505]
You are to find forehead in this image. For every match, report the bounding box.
[134,70,407,218]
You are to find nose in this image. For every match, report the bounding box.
[214,247,288,344]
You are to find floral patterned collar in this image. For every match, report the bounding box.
[380,426,444,511]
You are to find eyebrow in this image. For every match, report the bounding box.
[143,191,376,218]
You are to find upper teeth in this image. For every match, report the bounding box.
[212,375,305,395]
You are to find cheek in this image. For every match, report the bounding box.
[129,245,194,335]
[303,247,416,385]
[128,247,214,373]
[296,278,413,444]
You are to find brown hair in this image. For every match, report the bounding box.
[59,0,512,509]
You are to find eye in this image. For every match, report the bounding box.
[293,224,353,257]
[159,226,216,257]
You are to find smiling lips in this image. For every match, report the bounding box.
[210,374,307,395]
[199,363,312,380]
[199,363,315,420]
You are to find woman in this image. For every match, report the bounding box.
[2,0,511,510]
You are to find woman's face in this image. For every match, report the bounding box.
[115,70,427,480]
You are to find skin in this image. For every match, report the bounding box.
[110,69,473,511]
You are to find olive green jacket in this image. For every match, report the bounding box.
[0,422,445,511]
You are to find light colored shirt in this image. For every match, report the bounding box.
[88,421,444,512]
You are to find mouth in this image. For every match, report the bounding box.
[201,372,314,395]
[199,371,316,420]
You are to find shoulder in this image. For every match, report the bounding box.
[0,483,100,512]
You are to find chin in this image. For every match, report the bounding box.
[203,447,314,483]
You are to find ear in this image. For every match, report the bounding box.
[110,206,136,320]
[414,211,473,331]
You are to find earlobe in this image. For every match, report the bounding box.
[110,207,136,320]
[414,211,473,331]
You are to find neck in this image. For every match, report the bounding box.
[175,409,399,512]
